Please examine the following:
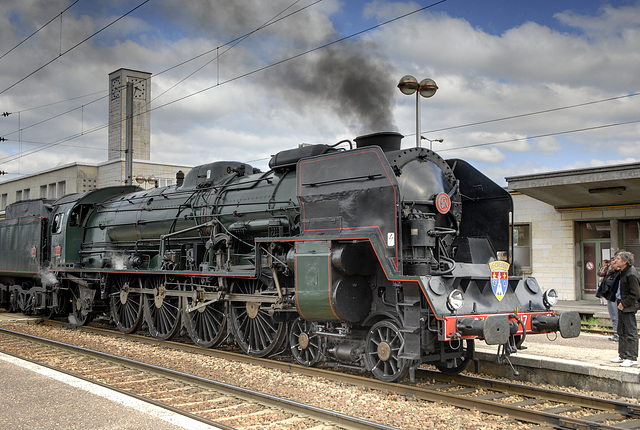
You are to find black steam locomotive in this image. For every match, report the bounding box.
[0,132,580,382]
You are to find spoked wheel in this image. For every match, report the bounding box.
[69,287,92,326]
[364,319,411,382]
[15,286,33,315]
[110,275,144,334]
[143,276,182,340]
[289,316,321,367]
[228,278,286,357]
[183,288,227,348]
[435,339,475,375]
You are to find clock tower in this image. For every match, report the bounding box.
[108,68,151,162]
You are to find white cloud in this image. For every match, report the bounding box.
[1,0,639,188]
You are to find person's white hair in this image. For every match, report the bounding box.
[617,250,635,266]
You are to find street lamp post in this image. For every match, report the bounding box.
[397,75,438,148]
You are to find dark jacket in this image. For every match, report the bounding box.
[596,268,620,301]
[618,264,640,312]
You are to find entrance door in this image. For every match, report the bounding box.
[580,221,611,300]
[581,241,611,299]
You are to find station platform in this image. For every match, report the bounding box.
[0,352,221,429]
[474,300,640,398]
[553,299,614,322]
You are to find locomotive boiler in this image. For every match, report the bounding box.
[0,131,580,382]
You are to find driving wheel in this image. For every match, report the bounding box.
[143,276,182,340]
[228,278,286,357]
[289,316,321,366]
[184,286,227,348]
[364,319,411,382]
[110,275,144,334]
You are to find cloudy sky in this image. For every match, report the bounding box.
[0,0,639,186]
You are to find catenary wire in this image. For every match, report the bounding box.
[1,0,637,170]
[0,0,152,95]
[0,0,320,140]
[0,0,81,61]
[438,119,640,152]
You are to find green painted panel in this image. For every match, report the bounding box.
[295,240,336,321]
[0,218,44,274]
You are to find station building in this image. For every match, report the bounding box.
[507,164,640,302]
[0,68,192,211]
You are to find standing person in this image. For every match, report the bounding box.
[610,251,640,367]
[597,258,620,341]
[597,259,610,305]
[598,259,610,283]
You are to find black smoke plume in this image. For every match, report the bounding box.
[271,39,398,133]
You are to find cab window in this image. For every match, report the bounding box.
[52,213,64,234]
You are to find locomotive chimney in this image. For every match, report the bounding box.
[176,170,184,187]
[354,131,403,152]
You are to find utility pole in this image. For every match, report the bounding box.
[125,81,133,185]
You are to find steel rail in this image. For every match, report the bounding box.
[61,322,640,429]
[0,327,399,430]
[0,332,233,430]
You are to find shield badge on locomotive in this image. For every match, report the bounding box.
[489,260,510,301]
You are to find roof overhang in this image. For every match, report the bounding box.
[505,163,640,210]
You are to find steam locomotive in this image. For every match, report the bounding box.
[0,131,580,382]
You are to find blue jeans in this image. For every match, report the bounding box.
[607,300,619,336]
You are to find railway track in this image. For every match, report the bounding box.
[412,370,640,429]
[0,327,398,430]
[5,320,640,429]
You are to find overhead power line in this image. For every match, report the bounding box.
[0,0,81,61]
[0,0,321,141]
[2,0,638,170]
[439,119,640,152]
[150,0,450,111]
[426,92,640,134]
[0,0,152,95]
[152,0,321,103]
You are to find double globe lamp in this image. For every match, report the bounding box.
[397,75,438,148]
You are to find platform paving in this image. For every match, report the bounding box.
[0,352,221,429]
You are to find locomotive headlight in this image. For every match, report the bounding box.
[447,289,464,312]
[543,289,558,309]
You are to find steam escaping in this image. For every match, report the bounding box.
[110,253,127,270]
[38,268,59,287]
[270,40,398,133]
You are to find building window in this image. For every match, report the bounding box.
[159,178,173,187]
[15,190,22,201]
[57,181,66,197]
[1,194,7,210]
[23,189,30,199]
[40,185,47,198]
[513,224,531,274]
[48,183,56,198]
[622,220,640,266]
[581,221,611,239]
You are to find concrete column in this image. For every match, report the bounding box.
[610,219,620,252]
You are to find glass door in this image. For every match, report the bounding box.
[581,241,610,299]
[580,222,611,300]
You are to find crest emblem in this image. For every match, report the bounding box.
[489,260,510,301]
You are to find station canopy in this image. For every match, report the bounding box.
[506,162,640,210]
